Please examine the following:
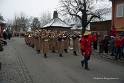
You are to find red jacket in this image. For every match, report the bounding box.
[111,28,117,37]
[80,37,85,49]
[88,35,93,42]
[115,38,122,48]
[80,35,92,57]
[122,37,124,46]
[93,34,97,42]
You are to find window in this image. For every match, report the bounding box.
[116,3,124,17]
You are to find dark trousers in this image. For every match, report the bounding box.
[99,45,103,53]
[0,44,3,51]
[81,56,90,69]
[93,41,97,50]
[122,47,124,58]
[104,46,108,53]
[73,51,77,56]
[44,53,47,58]
[0,62,1,70]
[111,47,115,56]
[115,48,122,60]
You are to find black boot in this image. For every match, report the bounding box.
[84,59,90,70]
[85,67,90,70]
[59,54,63,57]
[37,50,40,54]
[31,45,34,48]
[64,49,68,53]
[81,60,84,67]
[52,50,55,53]
[84,64,90,70]
[73,51,77,56]
[44,53,47,58]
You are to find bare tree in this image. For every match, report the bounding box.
[31,17,40,31]
[12,13,29,32]
[59,0,111,34]
[40,12,52,27]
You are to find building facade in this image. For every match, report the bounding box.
[90,20,111,38]
[111,0,124,31]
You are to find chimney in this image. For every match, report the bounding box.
[53,11,58,19]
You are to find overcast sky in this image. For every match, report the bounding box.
[0,0,59,20]
[0,0,111,21]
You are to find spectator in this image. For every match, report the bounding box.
[93,33,98,50]
[99,37,104,53]
[115,35,122,60]
[109,36,116,56]
[3,31,7,40]
[103,36,109,54]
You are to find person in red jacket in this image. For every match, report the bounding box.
[93,33,98,50]
[80,31,93,70]
[115,35,123,60]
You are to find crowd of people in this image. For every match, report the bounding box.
[0,30,12,51]
[24,29,124,70]
[25,29,80,58]
[2,30,12,40]
[0,30,12,70]
[98,34,124,60]
[79,31,124,70]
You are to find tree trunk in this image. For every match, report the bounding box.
[81,0,88,35]
[81,15,87,35]
[81,24,86,35]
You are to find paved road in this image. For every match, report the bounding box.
[0,37,124,83]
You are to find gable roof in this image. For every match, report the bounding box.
[43,17,71,28]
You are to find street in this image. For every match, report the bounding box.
[0,37,124,83]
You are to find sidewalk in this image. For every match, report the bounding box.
[92,50,124,65]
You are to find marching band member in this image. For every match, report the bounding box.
[34,31,40,53]
[42,32,49,58]
[57,33,64,57]
[72,33,80,56]
[63,34,70,53]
